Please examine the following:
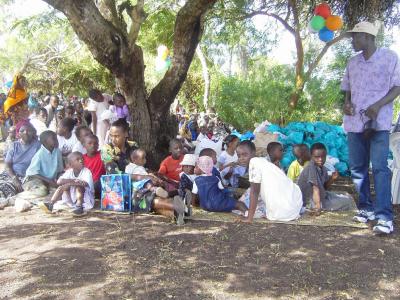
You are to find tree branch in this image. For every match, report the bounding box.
[148,0,217,114]
[126,0,148,47]
[240,10,295,35]
[98,0,127,34]
[304,32,347,81]
[42,0,130,75]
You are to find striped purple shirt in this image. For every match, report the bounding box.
[341,48,400,132]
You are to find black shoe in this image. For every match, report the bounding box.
[72,206,84,216]
[39,202,53,214]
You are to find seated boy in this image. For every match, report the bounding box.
[25,130,64,189]
[297,143,356,213]
[82,134,105,198]
[287,144,310,182]
[158,139,184,192]
[266,142,284,168]
[57,117,78,157]
[241,141,303,223]
[39,152,94,216]
[126,148,169,199]
[72,125,92,154]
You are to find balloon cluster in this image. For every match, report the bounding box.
[155,45,172,73]
[309,3,343,42]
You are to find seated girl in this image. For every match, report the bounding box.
[101,119,137,173]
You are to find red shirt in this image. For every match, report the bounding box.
[83,151,106,182]
[158,155,183,182]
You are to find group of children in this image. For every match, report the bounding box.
[31,116,355,223]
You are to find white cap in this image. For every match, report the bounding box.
[347,21,379,36]
[180,154,197,166]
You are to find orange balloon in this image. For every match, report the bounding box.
[325,15,343,31]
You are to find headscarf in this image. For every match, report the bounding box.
[197,156,213,176]
[15,119,36,139]
[3,74,28,114]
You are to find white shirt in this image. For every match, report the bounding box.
[249,157,302,221]
[72,141,87,154]
[87,94,111,147]
[196,132,209,142]
[58,167,94,209]
[57,134,78,154]
[218,150,238,167]
[29,116,48,136]
[125,163,148,175]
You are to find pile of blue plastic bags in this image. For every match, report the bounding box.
[266,122,350,176]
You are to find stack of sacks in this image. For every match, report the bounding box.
[265,121,350,176]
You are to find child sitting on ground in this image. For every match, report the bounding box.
[25,130,64,188]
[192,156,248,214]
[267,142,284,168]
[82,134,105,198]
[218,134,239,185]
[126,148,169,199]
[57,117,78,158]
[178,154,197,215]
[101,119,137,173]
[72,125,92,154]
[158,138,184,193]
[241,141,303,223]
[199,148,222,181]
[297,143,356,213]
[125,148,186,225]
[39,152,94,216]
[287,144,310,182]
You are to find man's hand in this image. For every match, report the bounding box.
[331,171,339,181]
[343,102,355,116]
[365,102,381,120]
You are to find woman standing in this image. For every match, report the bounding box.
[0,73,30,128]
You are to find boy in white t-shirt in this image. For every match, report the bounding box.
[57,117,78,158]
[240,141,302,223]
[39,152,94,216]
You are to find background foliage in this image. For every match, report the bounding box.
[0,0,399,130]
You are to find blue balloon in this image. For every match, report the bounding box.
[319,27,334,42]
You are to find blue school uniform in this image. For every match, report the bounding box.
[212,167,222,181]
[192,175,236,212]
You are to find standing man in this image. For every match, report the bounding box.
[341,21,400,234]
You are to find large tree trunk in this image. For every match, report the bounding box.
[43,0,217,167]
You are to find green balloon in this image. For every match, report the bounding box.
[310,15,326,31]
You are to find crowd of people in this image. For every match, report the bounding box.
[0,21,398,235]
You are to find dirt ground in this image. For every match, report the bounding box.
[0,205,399,300]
